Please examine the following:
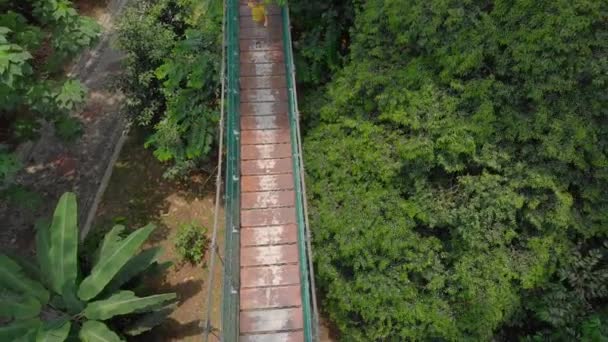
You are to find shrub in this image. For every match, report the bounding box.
[0,193,176,340]
[173,222,209,265]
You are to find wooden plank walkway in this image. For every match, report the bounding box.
[238,2,305,341]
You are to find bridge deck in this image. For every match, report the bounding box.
[238,2,305,341]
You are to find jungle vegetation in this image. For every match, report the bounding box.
[294,0,608,340]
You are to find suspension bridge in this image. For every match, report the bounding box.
[204,1,318,341]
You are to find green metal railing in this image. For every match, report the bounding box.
[221,0,241,340]
[282,4,320,341]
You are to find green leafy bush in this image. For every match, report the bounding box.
[173,222,209,265]
[0,193,176,341]
[0,0,100,127]
[0,0,101,205]
[299,0,608,340]
[117,0,221,177]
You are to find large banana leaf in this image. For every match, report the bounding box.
[0,319,41,341]
[14,327,38,342]
[35,319,70,342]
[124,303,176,336]
[7,250,41,283]
[49,192,79,295]
[61,282,84,315]
[78,321,122,342]
[94,225,125,264]
[78,224,155,301]
[83,290,176,321]
[103,247,163,295]
[35,218,52,289]
[0,291,41,319]
[0,254,49,305]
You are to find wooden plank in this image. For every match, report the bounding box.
[241,101,289,116]
[240,308,304,334]
[241,63,286,77]
[240,332,305,342]
[241,207,296,227]
[242,175,294,192]
[241,245,299,266]
[241,224,298,245]
[241,115,289,130]
[241,159,293,176]
[241,286,302,310]
[241,265,301,288]
[241,144,292,160]
[242,129,291,145]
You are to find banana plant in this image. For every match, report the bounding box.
[0,192,176,341]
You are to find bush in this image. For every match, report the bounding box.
[116,0,221,177]
[173,222,209,265]
[0,193,176,340]
[300,0,608,340]
[0,1,100,129]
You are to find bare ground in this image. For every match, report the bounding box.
[91,130,224,341]
[0,0,129,255]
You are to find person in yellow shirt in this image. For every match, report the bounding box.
[248,0,267,27]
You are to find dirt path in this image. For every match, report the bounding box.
[0,0,131,253]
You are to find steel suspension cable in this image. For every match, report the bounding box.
[203,0,227,340]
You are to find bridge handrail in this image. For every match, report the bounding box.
[281,4,320,341]
[202,0,240,341]
[221,0,241,340]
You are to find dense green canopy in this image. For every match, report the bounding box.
[297,0,608,340]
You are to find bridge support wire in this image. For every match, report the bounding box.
[203,0,227,340]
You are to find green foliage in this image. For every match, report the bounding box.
[117,0,221,177]
[0,192,175,341]
[173,222,209,265]
[289,0,357,87]
[0,0,98,122]
[300,0,608,340]
[0,0,99,206]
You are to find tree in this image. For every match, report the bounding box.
[299,0,608,339]
[116,0,221,178]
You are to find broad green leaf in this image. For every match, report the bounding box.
[35,319,70,342]
[78,225,155,301]
[55,80,86,111]
[0,254,49,304]
[78,321,122,342]
[124,303,176,336]
[14,327,38,342]
[83,290,176,321]
[6,250,41,283]
[61,282,84,315]
[0,291,41,319]
[49,295,66,311]
[103,247,163,295]
[49,192,78,295]
[0,319,41,341]
[94,225,125,264]
[35,218,52,288]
